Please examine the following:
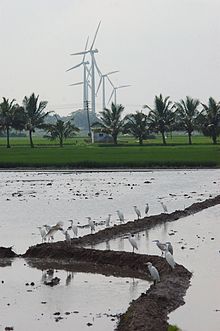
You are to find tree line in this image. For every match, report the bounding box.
[0,93,219,147]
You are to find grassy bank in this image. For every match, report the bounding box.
[0,143,219,168]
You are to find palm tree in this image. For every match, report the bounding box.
[45,119,79,147]
[200,97,220,144]
[0,98,24,148]
[93,103,125,145]
[144,94,175,145]
[175,96,200,145]
[23,93,49,148]
[123,111,149,145]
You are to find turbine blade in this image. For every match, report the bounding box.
[106,70,119,76]
[107,89,115,105]
[70,51,88,56]
[66,62,83,72]
[118,85,131,89]
[96,77,102,96]
[90,21,101,50]
[106,75,115,88]
[82,36,89,62]
[69,82,83,86]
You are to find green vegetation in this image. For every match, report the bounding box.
[0,136,219,168]
[168,325,181,331]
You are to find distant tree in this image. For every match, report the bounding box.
[200,97,220,144]
[123,111,149,145]
[45,118,79,147]
[0,98,25,148]
[23,93,49,148]
[92,103,125,145]
[144,94,175,145]
[175,96,200,145]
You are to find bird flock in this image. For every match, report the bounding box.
[37,200,171,286]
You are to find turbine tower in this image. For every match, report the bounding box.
[67,37,90,111]
[71,21,101,114]
[96,70,119,110]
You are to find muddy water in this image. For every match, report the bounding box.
[0,258,149,331]
[0,170,219,253]
[94,205,220,331]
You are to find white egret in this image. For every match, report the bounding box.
[68,220,78,237]
[165,245,176,269]
[116,210,125,223]
[145,203,149,215]
[160,201,168,213]
[87,217,95,233]
[105,214,112,227]
[145,262,160,285]
[45,221,64,242]
[37,226,47,243]
[166,241,173,255]
[133,206,141,219]
[153,240,167,255]
[128,234,138,253]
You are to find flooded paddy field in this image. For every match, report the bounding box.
[0,258,149,331]
[94,205,220,331]
[0,169,219,253]
[0,169,220,330]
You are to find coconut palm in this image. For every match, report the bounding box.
[92,103,124,145]
[0,98,24,148]
[123,111,149,145]
[175,96,200,145]
[200,97,220,144]
[22,93,49,148]
[144,94,175,145]
[45,119,79,147]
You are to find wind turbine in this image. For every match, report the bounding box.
[96,70,119,110]
[67,37,90,112]
[107,83,131,106]
[71,21,101,114]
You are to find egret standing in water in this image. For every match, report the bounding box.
[165,244,176,269]
[145,262,160,285]
[160,201,168,213]
[116,210,125,223]
[128,234,138,253]
[152,240,167,255]
[105,214,112,227]
[68,220,78,237]
[145,203,149,215]
[133,206,141,219]
[87,217,95,233]
[64,229,71,245]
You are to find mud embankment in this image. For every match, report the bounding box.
[0,246,17,258]
[73,194,220,246]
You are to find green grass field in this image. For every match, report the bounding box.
[0,135,219,168]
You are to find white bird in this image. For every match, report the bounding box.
[165,245,176,269]
[133,206,141,219]
[145,262,160,285]
[45,221,64,242]
[64,230,71,245]
[160,201,168,213]
[116,210,125,223]
[145,203,149,215]
[128,234,138,253]
[105,214,112,227]
[68,220,78,237]
[166,241,173,255]
[37,226,47,243]
[153,240,167,255]
[87,217,95,233]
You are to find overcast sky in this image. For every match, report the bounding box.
[0,0,219,115]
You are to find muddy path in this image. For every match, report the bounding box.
[72,194,220,247]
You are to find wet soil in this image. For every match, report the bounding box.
[0,246,17,258]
